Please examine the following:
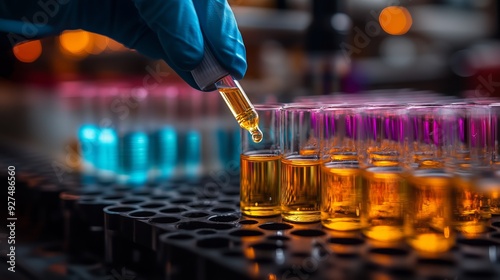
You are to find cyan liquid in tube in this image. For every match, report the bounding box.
[121,132,149,186]
[96,127,118,181]
[216,128,231,164]
[184,129,201,179]
[78,124,98,169]
[156,126,178,180]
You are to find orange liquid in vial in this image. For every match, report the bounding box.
[218,87,262,143]
[361,167,405,242]
[240,153,281,217]
[281,155,321,223]
[406,173,455,253]
[321,162,362,231]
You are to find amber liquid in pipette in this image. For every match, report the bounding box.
[218,87,262,143]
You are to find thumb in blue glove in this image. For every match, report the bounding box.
[0,0,247,90]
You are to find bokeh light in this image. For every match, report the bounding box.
[379,6,413,36]
[107,38,126,51]
[13,40,42,63]
[59,30,91,57]
[86,33,109,55]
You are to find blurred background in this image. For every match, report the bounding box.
[0,0,499,184]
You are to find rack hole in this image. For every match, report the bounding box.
[290,230,326,237]
[239,220,258,225]
[121,199,145,205]
[141,203,165,209]
[128,210,156,218]
[209,215,239,223]
[417,258,455,266]
[259,223,293,231]
[188,202,213,209]
[150,196,169,200]
[335,253,359,259]
[182,212,209,218]
[229,229,264,237]
[106,206,136,213]
[102,195,125,200]
[170,198,192,204]
[168,234,194,240]
[457,238,499,247]
[327,237,364,245]
[150,217,180,224]
[177,221,234,230]
[212,207,236,213]
[369,248,409,256]
[160,207,187,214]
[197,237,231,249]
[197,230,216,235]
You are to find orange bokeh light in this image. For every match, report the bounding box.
[86,33,109,55]
[107,38,126,51]
[13,40,42,63]
[59,30,91,57]
[379,6,412,35]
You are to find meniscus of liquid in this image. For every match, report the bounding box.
[215,75,263,143]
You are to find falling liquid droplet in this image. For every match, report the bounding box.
[251,128,263,143]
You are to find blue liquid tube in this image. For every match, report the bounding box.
[74,84,100,183]
[118,88,150,186]
[78,124,99,171]
[184,129,202,179]
[96,127,119,183]
[95,86,121,184]
[149,86,180,183]
[155,126,178,181]
[121,131,149,186]
[216,127,230,165]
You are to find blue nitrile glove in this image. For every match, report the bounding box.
[0,0,247,90]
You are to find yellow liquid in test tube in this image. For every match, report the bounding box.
[321,163,362,231]
[361,167,405,242]
[406,173,455,253]
[240,153,281,217]
[281,156,321,223]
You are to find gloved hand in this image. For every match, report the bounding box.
[0,0,247,90]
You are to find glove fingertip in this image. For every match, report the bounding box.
[167,45,204,71]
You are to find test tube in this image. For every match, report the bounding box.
[404,104,455,253]
[191,47,262,143]
[281,104,323,223]
[240,104,282,217]
[443,104,491,236]
[490,103,500,169]
[358,104,407,242]
[149,85,179,182]
[118,87,150,186]
[96,85,120,184]
[320,105,363,231]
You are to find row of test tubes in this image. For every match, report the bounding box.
[63,81,241,185]
[241,91,500,253]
